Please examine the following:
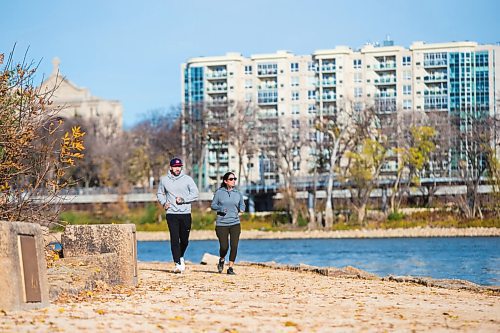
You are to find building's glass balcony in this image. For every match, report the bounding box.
[424,74,448,82]
[321,93,336,101]
[424,60,447,67]
[424,90,448,96]
[374,92,397,98]
[206,85,227,93]
[320,64,336,72]
[374,77,397,85]
[258,82,278,90]
[206,71,227,79]
[321,79,336,87]
[257,110,278,120]
[207,97,228,106]
[373,62,397,70]
[424,104,448,110]
[258,99,278,105]
[257,69,278,76]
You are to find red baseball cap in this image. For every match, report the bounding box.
[170,158,183,167]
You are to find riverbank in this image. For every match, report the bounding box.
[137,227,500,241]
[2,261,498,332]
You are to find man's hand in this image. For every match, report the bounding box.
[163,202,171,210]
[176,197,185,204]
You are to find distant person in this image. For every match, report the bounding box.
[211,172,245,275]
[157,158,199,273]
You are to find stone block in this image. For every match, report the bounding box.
[0,221,49,311]
[47,253,120,300]
[200,252,220,265]
[61,224,137,286]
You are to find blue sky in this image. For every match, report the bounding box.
[1,0,499,127]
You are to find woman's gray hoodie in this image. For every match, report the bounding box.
[157,171,199,214]
[211,188,245,226]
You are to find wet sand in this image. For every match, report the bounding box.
[1,262,499,332]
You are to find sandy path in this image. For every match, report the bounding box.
[1,262,498,332]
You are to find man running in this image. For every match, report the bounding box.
[157,158,199,273]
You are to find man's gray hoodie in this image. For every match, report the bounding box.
[157,171,199,214]
[211,188,245,226]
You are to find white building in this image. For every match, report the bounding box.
[41,58,123,133]
[182,40,500,190]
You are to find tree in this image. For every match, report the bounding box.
[130,107,181,187]
[314,101,357,229]
[0,50,85,226]
[389,111,437,213]
[340,106,390,225]
[275,115,308,226]
[227,101,258,186]
[454,115,495,219]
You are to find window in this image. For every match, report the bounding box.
[291,119,300,128]
[292,133,300,142]
[353,59,362,69]
[403,85,412,95]
[403,99,412,110]
[244,65,252,75]
[291,76,299,87]
[291,105,300,115]
[291,62,299,72]
[244,79,253,89]
[308,90,316,100]
[354,102,363,112]
[257,63,277,75]
[307,61,317,72]
[245,93,252,102]
[308,104,317,114]
[292,91,299,101]
[402,56,411,66]
[403,70,412,81]
[292,147,300,156]
[354,87,363,98]
[293,160,300,171]
[354,72,362,83]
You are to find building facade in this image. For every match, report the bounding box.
[182,41,500,191]
[41,58,123,133]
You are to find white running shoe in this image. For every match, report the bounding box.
[174,263,183,273]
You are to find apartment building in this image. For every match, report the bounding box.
[182,41,500,190]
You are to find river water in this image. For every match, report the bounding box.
[138,237,499,286]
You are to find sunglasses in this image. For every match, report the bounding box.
[227,177,237,181]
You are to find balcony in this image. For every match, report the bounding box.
[374,77,397,85]
[374,92,397,98]
[206,84,227,93]
[424,90,448,96]
[424,60,447,68]
[207,97,228,106]
[257,110,278,120]
[320,64,336,73]
[321,92,336,101]
[320,77,336,87]
[258,90,278,105]
[206,71,227,79]
[424,74,448,83]
[257,68,278,77]
[373,62,397,71]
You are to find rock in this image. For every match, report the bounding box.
[200,253,220,265]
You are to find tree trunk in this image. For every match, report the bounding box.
[356,203,367,225]
[324,170,335,229]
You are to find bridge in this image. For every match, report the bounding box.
[37,176,494,208]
